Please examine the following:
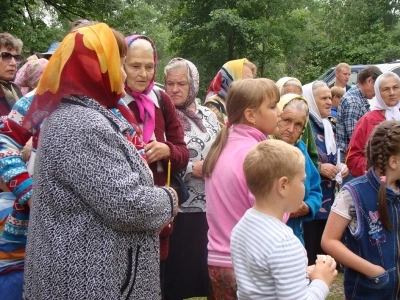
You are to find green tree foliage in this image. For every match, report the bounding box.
[169,0,400,94]
[1,0,120,55]
[106,0,172,83]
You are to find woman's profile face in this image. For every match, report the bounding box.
[165,67,190,107]
[242,65,254,79]
[125,48,155,92]
[282,85,302,96]
[120,57,127,98]
[277,107,307,145]
[379,76,400,107]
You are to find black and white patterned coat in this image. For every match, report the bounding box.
[24,96,173,300]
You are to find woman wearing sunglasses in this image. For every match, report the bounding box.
[0,33,23,117]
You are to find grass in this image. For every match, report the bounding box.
[186,272,344,300]
[327,272,344,300]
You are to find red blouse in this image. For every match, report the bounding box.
[127,89,189,260]
[347,110,385,177]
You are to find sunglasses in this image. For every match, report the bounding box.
[0,52,22,63]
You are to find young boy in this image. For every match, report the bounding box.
[231,139,337,299]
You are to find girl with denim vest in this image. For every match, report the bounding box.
[321,120,400,300]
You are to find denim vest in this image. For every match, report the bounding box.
[343,168,400,299]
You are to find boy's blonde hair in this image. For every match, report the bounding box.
[335,63,350,73]
[243,139,305,197]
[203,78,279,177]
[330,86,345,98]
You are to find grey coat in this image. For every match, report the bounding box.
[24,95,173,299]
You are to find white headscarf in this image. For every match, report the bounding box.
[275,77,302,95]
[371,72,400,121]
[303,81,337,155]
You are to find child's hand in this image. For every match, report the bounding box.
[309,255,338,287]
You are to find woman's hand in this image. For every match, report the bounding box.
[192,161,204,179]
[290,202,310,218]
[339,163,349,178]
[145,141,171,164]
[320,163,339,180]
[159,187,178,233]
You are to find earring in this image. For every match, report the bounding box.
[253,121,256,125]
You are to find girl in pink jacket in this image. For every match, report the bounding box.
[203,78,283,299]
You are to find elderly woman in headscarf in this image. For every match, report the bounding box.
[123,35,189,296]
[302,81,349,265]
[14,55,48,96]
[348,72,400,177]
[204,58,257,126]
[163,58,219,299]
[276,76,319,169]
[0,58,48,300]
[274,93,322,245]
[22,23,178,299]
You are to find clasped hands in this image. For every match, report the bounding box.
[320,163,349,181]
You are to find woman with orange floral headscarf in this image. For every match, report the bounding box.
[22,23,178,299]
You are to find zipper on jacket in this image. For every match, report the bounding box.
[121,247,133,295]
[126,245,140,300]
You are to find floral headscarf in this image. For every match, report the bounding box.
[23,23,131,130]
[165,57,206,132]
[372,72,400,121]
[205,58,248,100]
[124,35,158,143]
[14,55,48,95]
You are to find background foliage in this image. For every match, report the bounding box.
[2,0,400,99]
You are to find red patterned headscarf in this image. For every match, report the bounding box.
[23,23,128,130]
[205,58,247,101]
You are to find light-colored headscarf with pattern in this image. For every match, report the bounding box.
[165,57,206,132]
[15,55,48,95]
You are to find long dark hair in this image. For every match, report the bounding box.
[366,120,400,231]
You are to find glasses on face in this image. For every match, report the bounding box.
[0,52,22,63]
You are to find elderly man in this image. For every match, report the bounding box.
[337,65,382,167]
[0,33,23,116]
[329,62,352,92]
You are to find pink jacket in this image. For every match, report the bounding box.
[206,124,283,268]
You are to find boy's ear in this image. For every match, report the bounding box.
[277,176,289,197]
[243,108,255,124]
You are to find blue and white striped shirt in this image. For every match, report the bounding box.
[231,208,329,299]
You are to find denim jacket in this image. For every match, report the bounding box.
[343,168,400,299]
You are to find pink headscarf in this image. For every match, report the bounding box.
[15,55,48,95]
[124,35,157,143]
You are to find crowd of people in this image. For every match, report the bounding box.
[0,20,400,300]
